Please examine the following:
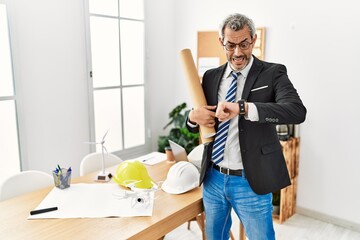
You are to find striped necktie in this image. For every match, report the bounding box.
[212,71,240,165]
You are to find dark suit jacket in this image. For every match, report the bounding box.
[187,56,307,195]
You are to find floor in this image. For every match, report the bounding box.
[164,213,360,240]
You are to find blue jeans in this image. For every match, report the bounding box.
[203,166,275,240]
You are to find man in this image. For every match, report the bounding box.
[187,13,306,239]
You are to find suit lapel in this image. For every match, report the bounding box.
[241,56,264,100]
[208,63,227,104]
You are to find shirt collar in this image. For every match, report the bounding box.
[225,56,254,79]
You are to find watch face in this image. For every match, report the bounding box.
[239,100,246,115]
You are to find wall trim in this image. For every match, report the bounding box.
[296,207,360,233]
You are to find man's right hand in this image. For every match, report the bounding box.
[189,105,217,128]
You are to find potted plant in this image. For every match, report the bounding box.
[158,102,199,154]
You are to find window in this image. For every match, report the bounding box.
[0,3,21,183]
[85,0,147,155]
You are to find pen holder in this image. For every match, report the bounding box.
[165,146,175,163]
[53,168,71,189]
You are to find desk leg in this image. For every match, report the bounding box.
[196,212,206,239]
[239,222,246,240]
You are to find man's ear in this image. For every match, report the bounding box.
[218,37,223,46]
[252,34,258,45]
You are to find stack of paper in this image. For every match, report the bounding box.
[28,183,154,219]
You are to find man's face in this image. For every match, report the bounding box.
[220,26,257,71]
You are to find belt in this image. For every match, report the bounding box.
[213,164,243,176]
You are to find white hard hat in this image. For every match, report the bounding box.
[161,161,200,194]
[187,144,204,171]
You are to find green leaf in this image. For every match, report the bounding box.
[157,102,199,155]
[157,136,169,153]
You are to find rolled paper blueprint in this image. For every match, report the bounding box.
[179,48,215,143]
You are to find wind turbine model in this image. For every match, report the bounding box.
[86,129,113,182]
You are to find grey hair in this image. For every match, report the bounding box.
[219,13,256,41]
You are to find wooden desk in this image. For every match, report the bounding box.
[0,161,203,240]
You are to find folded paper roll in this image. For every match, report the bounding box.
[179,49,215,143]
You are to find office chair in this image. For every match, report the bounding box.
[187,143,204,171]
[80,152,122,176]
[187,144,235,240]
[186,144,206,238]
[0,170,53,201]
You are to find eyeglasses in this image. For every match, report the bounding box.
[222,40,253,51]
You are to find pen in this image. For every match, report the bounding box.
[30,207,58,215]
[57,164,62,174]
[142,157,154,162]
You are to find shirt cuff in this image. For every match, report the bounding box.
[187,119,198,128]
[245,103,259,121]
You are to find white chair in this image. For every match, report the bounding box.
[0,170,53,201]
[80,152,122,176]
[187,144,204,171]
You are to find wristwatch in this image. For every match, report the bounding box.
[238,99,246,116]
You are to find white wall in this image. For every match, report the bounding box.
[5,0,360,230]
[7,0,90,177]
[171,0,360,229]
[144,0,176,151]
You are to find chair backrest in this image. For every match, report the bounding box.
[187,144,204,171]
[0,170,53,201]
[80,152,123,176]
